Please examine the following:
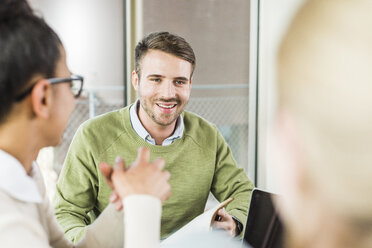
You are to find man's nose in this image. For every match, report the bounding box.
[160,81,176,98]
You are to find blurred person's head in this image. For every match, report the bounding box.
[274,0,372,247]
[0,0,80,171]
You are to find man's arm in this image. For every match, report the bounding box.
[53,126,100,243]
[211,129,255,237]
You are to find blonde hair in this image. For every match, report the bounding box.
[278,0,372,242]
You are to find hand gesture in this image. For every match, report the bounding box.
[99,147,171,206]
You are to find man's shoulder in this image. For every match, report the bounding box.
[68,107,131,154]
[82,107,129,130]
[182,111,219,147]
[183,111,216,130]
[77,107,130,138]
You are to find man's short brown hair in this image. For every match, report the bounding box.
[134,31,196,78]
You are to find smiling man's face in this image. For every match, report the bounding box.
[132,49,192,129]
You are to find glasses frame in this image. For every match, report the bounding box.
[14,74,84,102]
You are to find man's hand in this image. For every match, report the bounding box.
[99,147,171,206]
[212,208,237,237]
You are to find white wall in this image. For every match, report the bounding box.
[29,0,124,89]
[257,0,306,192]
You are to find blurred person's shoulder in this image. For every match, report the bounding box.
[0,189,39,223]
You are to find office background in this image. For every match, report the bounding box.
[29,0,306,201]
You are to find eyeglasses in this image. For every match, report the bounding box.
[14,74,84,102]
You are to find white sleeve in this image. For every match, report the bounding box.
[76,204,123,248]
[0,212,52,248]
[123,195,162,248]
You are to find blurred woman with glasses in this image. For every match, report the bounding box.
[0,0,170,247]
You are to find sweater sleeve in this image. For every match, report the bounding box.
[210,129,254,236]
[53,126,100,244]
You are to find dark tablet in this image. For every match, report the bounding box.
[243,189,284,248]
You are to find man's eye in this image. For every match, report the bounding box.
[151,78,161,82]
[175,80,185,85]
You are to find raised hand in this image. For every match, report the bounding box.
[99,147,171,204]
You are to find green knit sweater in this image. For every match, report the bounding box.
[54,106,254,243]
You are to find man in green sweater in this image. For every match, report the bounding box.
[54,31,254,243]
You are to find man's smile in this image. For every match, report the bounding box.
[156,103,177,109]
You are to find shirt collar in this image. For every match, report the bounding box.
[129,99,184,146]
[0,149,42,203]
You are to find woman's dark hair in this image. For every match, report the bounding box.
[0,0,62,123]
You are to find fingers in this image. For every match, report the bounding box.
[213,219,230,229]
[106,149,172,204]
[212,209,236,237]
[152,158,165,171]
[110,192,124,211]
[159,182,171,203]
[111,169,126,189]
[212,219,235,237]
[217,209,229,219]
[115,201,123,211]
[99,162,112,178]
[163,170,171,181]
[99,162,114,189]
[114,156,126,171]
[135,147,150,166]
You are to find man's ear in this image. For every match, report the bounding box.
[132,70,139,91]
[30,79,52,119]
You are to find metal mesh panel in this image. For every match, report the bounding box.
[52,95,124,174]
[95,98,124,117]
[53,100,89,174]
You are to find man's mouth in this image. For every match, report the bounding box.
[156,103,177,109]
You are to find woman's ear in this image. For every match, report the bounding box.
[30,79,52,119]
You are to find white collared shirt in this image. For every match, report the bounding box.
[130,99,184,146]
[0,149,42,203]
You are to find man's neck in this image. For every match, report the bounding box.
[137,106,177,145]
[151,124,177,145]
